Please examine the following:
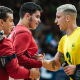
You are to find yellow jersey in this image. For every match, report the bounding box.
[58,27,80,80]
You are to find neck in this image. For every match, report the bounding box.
[66,24,77,36]
[17,19,29,29]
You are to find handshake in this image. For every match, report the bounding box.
[32,53,44,62]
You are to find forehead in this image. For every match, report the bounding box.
[56,10,64,16]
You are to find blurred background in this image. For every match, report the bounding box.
[1,0,80,80]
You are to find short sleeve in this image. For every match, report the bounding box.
[58,35,66,54]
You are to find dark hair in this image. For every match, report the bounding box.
[19,2,43,18]
[0,6,13,21]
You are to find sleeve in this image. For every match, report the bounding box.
[13,32,31,55]
[13,32,42,68]
[2,39,30,79]
[18,54,42,69]
[6,58,30,79]
[58,35,66,54]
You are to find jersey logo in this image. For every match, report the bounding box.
[72,43,75,51]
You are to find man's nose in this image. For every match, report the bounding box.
[38,18,41,23]
[55,19,57,23]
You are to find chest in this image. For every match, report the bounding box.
[64,37,80,51]
[63,35,80,59]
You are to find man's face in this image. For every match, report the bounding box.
[29,10,41,29]
[55,10,67,31]
[3,13,14,35]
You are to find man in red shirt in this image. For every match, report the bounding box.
[0,6,40,80]
[8,2,43,80]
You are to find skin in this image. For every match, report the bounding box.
[18,10,41,30]
[0,13,14,35]
[42,52,64,71]
[29,10,41,29]
[55,10,68,31]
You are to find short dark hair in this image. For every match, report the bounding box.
[0,6,13,21]
[19,2,43,19]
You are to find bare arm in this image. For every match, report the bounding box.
[42,51,65,71]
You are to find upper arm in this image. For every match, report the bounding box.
[13,32,32,54]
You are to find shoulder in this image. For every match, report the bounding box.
[58,35,67,46]
[0,38,14,56]
[60,35,67,41]
[15,25,32,35]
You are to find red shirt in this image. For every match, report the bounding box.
[9,25,42,68]
[9,25,42,80]
[0,38,30,80]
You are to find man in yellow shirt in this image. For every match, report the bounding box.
[42,4,80,80]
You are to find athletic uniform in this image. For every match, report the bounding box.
[8,25,42,80]
[58,27,80,80]
[0,38,30,80]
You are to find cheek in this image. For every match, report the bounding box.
[60,19,66,24]
[33,17,37,22]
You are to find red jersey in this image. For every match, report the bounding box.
[8,25,42,69]
[0,38,30,80]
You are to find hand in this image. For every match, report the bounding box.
[41,53,47,67]
[32,53,43,62]
[42,53,45,62]
[29,68,40,80]
[63,65,76,75]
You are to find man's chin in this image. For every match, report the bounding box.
[60,27,63,31]
[30,27,36,30]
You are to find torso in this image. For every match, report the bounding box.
[58,27,80,65]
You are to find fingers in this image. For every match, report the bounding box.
[32,53,44,62]
[38,54,43,57]
[42,53,45,60]
[31,78,34,80]
[63,65,75,75]
[43,53,45,58]
[32,54,38,59]
[32,54,42,60]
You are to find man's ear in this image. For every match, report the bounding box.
[0,19,3,26]
[25,13,30,20]
[66,15,71,22]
